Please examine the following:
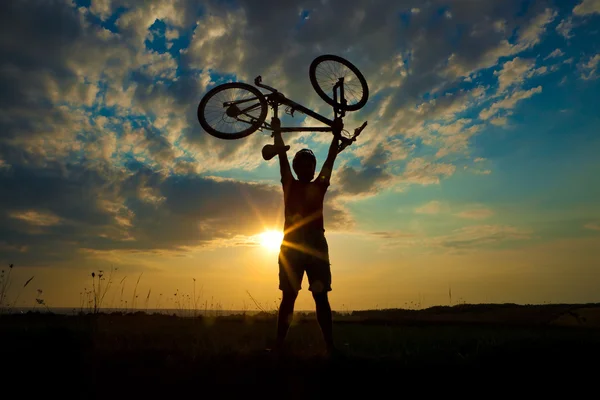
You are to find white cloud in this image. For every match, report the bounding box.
[573,0,600,16]
[479,86,543,120]
[10,210,62,227]
[580,54,600,80]
[556,17,574,39]
[494,57,536,93]
[493,20,507,33]
[374,224,532,251]
[400,158,456,186]
[165,27,180,41]
[516,8,557,49]
[433,225,532,249]
[415,201,445,215]
[456,207,495,220]
[90,0,112,21]
[490,116,508,126]
[544,49,565,60]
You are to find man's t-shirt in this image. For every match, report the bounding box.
[281,176,329,247]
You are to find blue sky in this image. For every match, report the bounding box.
[0,0,599,309]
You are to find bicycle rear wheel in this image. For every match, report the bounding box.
[197,82,268,140]
[309,54,369,112]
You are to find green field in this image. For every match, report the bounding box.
[2,304,599,397]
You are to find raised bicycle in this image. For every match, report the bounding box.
[197,54,369,158]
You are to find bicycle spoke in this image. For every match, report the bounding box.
[313,59,364,107]
[203,86,261,135]
[309,55,368,112]
[316,62,362,103]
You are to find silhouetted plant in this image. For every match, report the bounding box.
[34,288,50,312]
[0,263,14,310]
[131,272,143,310]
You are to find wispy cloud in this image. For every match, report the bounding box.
[494,57,537,93]
[556,17,574,39]
[10,210,62,227]
[584,222,600,231]
[415,201,446,215]
[544,49,565,60]
[456,208,495,220]
[369,224,532,252]
[479,86,543,120]
[579,54,600,80]
[573,0,600,16]
[433,225,533,249]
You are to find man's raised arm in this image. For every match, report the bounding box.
[273,130,293,184]
[317,132,341,186]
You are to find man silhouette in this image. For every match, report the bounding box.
[270,119,340,355]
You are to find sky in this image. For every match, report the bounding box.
[1,0,599,311]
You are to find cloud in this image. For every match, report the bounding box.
[414,203,494,220]
[90,0,113,21]
[579,54,600,80]
[400,158,456,186]
[556,17,574,39]
[9,210,62,227]
[479,86,543,120]
[444,7,557,78]
[369,231,414,240]
[0,160,352,265]
[517,8,558,49]
[427,119,482,158]
[490,116,508,126]
[544,49,565,60]
[584,222,600,231]
[337,143,393,196]
[415,201,446,215]
[456,208,495,220]
[367,224,532,252]
[494,57,537,93]
[433,225,532,249]
[573,0,600,16]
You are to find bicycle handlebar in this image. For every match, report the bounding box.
[338,121,367,153]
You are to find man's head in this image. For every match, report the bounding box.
[293,149,316,182]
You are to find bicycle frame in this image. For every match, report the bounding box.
[224,76,347,134]
[265,92,338,133]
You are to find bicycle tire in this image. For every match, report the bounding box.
[197,82,268,140]
[309,54,369,112]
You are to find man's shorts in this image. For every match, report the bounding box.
[278,239,331,294]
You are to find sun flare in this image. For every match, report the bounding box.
[259,230,284,251]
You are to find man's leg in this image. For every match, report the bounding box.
[313,292,334,351]
[276,290,297,349]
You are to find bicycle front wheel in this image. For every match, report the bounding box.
[309,54,369,112]
[197,82,268,140]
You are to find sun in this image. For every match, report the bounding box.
[259,230,284,251]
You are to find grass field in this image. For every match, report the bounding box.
[2,304,599,397]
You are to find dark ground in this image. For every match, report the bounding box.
[2,303,599,398]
